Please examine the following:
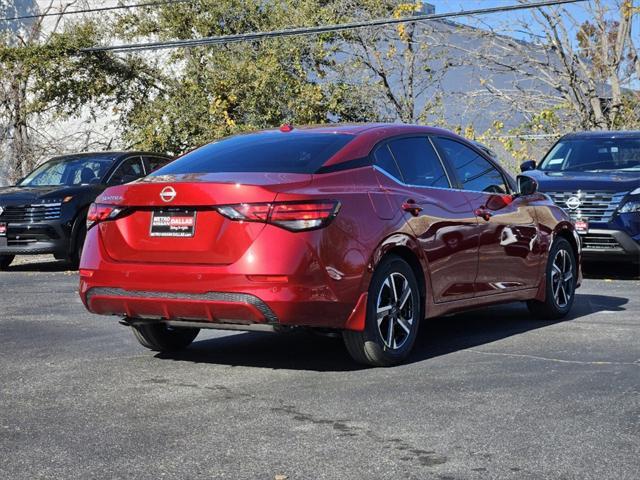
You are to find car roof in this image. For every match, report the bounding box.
[310,123,474,167]
[561,130,640,140]
[48,151,170,162]
[260,122,453,136]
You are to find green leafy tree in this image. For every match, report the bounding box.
[0,4,157,183]
[115,0,374,154]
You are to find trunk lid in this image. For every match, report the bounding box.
[97,172,311,265]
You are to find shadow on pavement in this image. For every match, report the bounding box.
[157,292,628,372]
[582,261,639,280]
[3,259,75,273]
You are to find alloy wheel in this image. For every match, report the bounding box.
[551,248,574,308]
[376,272,415,350]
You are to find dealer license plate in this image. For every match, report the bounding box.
[150,210,196,237]
[574,218,589,235]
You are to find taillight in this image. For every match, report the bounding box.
[216,200,340,231]
[86,203,124,230]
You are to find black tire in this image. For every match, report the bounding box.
[527,237,577,320]
[0,255,15,270]
[343,255,421,367]
[67,218,87,267]
[131,323,200,352]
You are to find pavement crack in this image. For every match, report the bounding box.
[467,349,639,367]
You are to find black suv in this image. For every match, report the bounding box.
[0,152,172,269]
[521,131,640,266]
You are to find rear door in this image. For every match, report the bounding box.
[375,136,479,302]
[434,137,543,294]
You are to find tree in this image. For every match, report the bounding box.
[449,0,640,133]
[332,0,450,124]
[114,0,374,154]
[0,1,158,183]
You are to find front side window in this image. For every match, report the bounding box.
[386,137,450,188]
[436,137,507,193]
[539,137,640,172]
[19,157,113,187]
[151,132,354,175]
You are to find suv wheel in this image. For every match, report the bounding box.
[527,237,576,320]
[343,255,421,367]
[68,218,87,267]
[0,255,14,270]
[132,323,200,352]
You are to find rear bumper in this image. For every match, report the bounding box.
[79,223,368,330]
[580,229,640,263]
[85,287,278,324]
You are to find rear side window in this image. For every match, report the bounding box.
[373,145,402,180]
[152,132,354,175]
[144,156,171,174]
[387,137,450,188]
[436,137,508,193]
[109,157,145,185]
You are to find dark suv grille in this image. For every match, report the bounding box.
[545,191,627,222]
[0,203,62,223]
[581,233,623,251]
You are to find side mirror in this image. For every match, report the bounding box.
[517,175,538,196]
[520,160,537,172]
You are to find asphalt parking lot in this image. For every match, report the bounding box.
[1,257,638,480]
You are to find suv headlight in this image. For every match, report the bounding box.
[619,198,640,213]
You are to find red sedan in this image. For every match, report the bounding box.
[79,124,581,366]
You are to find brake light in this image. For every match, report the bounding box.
[216,200,340,231]
[86,203,124,230]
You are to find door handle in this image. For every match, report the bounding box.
[474,207,492,221]
[402,199,423,217]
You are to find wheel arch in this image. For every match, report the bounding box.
[68,204,91,257]
[554,224,580,262]
[367,233,430,318]
[534,222,582,301]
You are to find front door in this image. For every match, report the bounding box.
[434,137,543,294]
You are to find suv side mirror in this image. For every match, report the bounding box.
[517,175,538,196]
[520,160,536,172]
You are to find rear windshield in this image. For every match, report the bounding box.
[540,137,640,172]
[151,131,354,175]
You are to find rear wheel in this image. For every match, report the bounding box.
[343,255,421,367]
[131,323,200,352]
[527,237,576,320]
[0,255,14,270]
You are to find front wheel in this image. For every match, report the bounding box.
[131,323,200,352]
[527,237,577,320]
[0,255,15,270]
[343,255,421,367]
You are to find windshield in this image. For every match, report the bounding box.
[151,131,354,176]
[539,137,640,172]
[19,156,114,187]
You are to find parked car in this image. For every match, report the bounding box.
[0,152,172,269]
[79,124,581,366]
[520,131,640,266]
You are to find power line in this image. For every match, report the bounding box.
[0,0,193,23]
[82,0,587,53]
